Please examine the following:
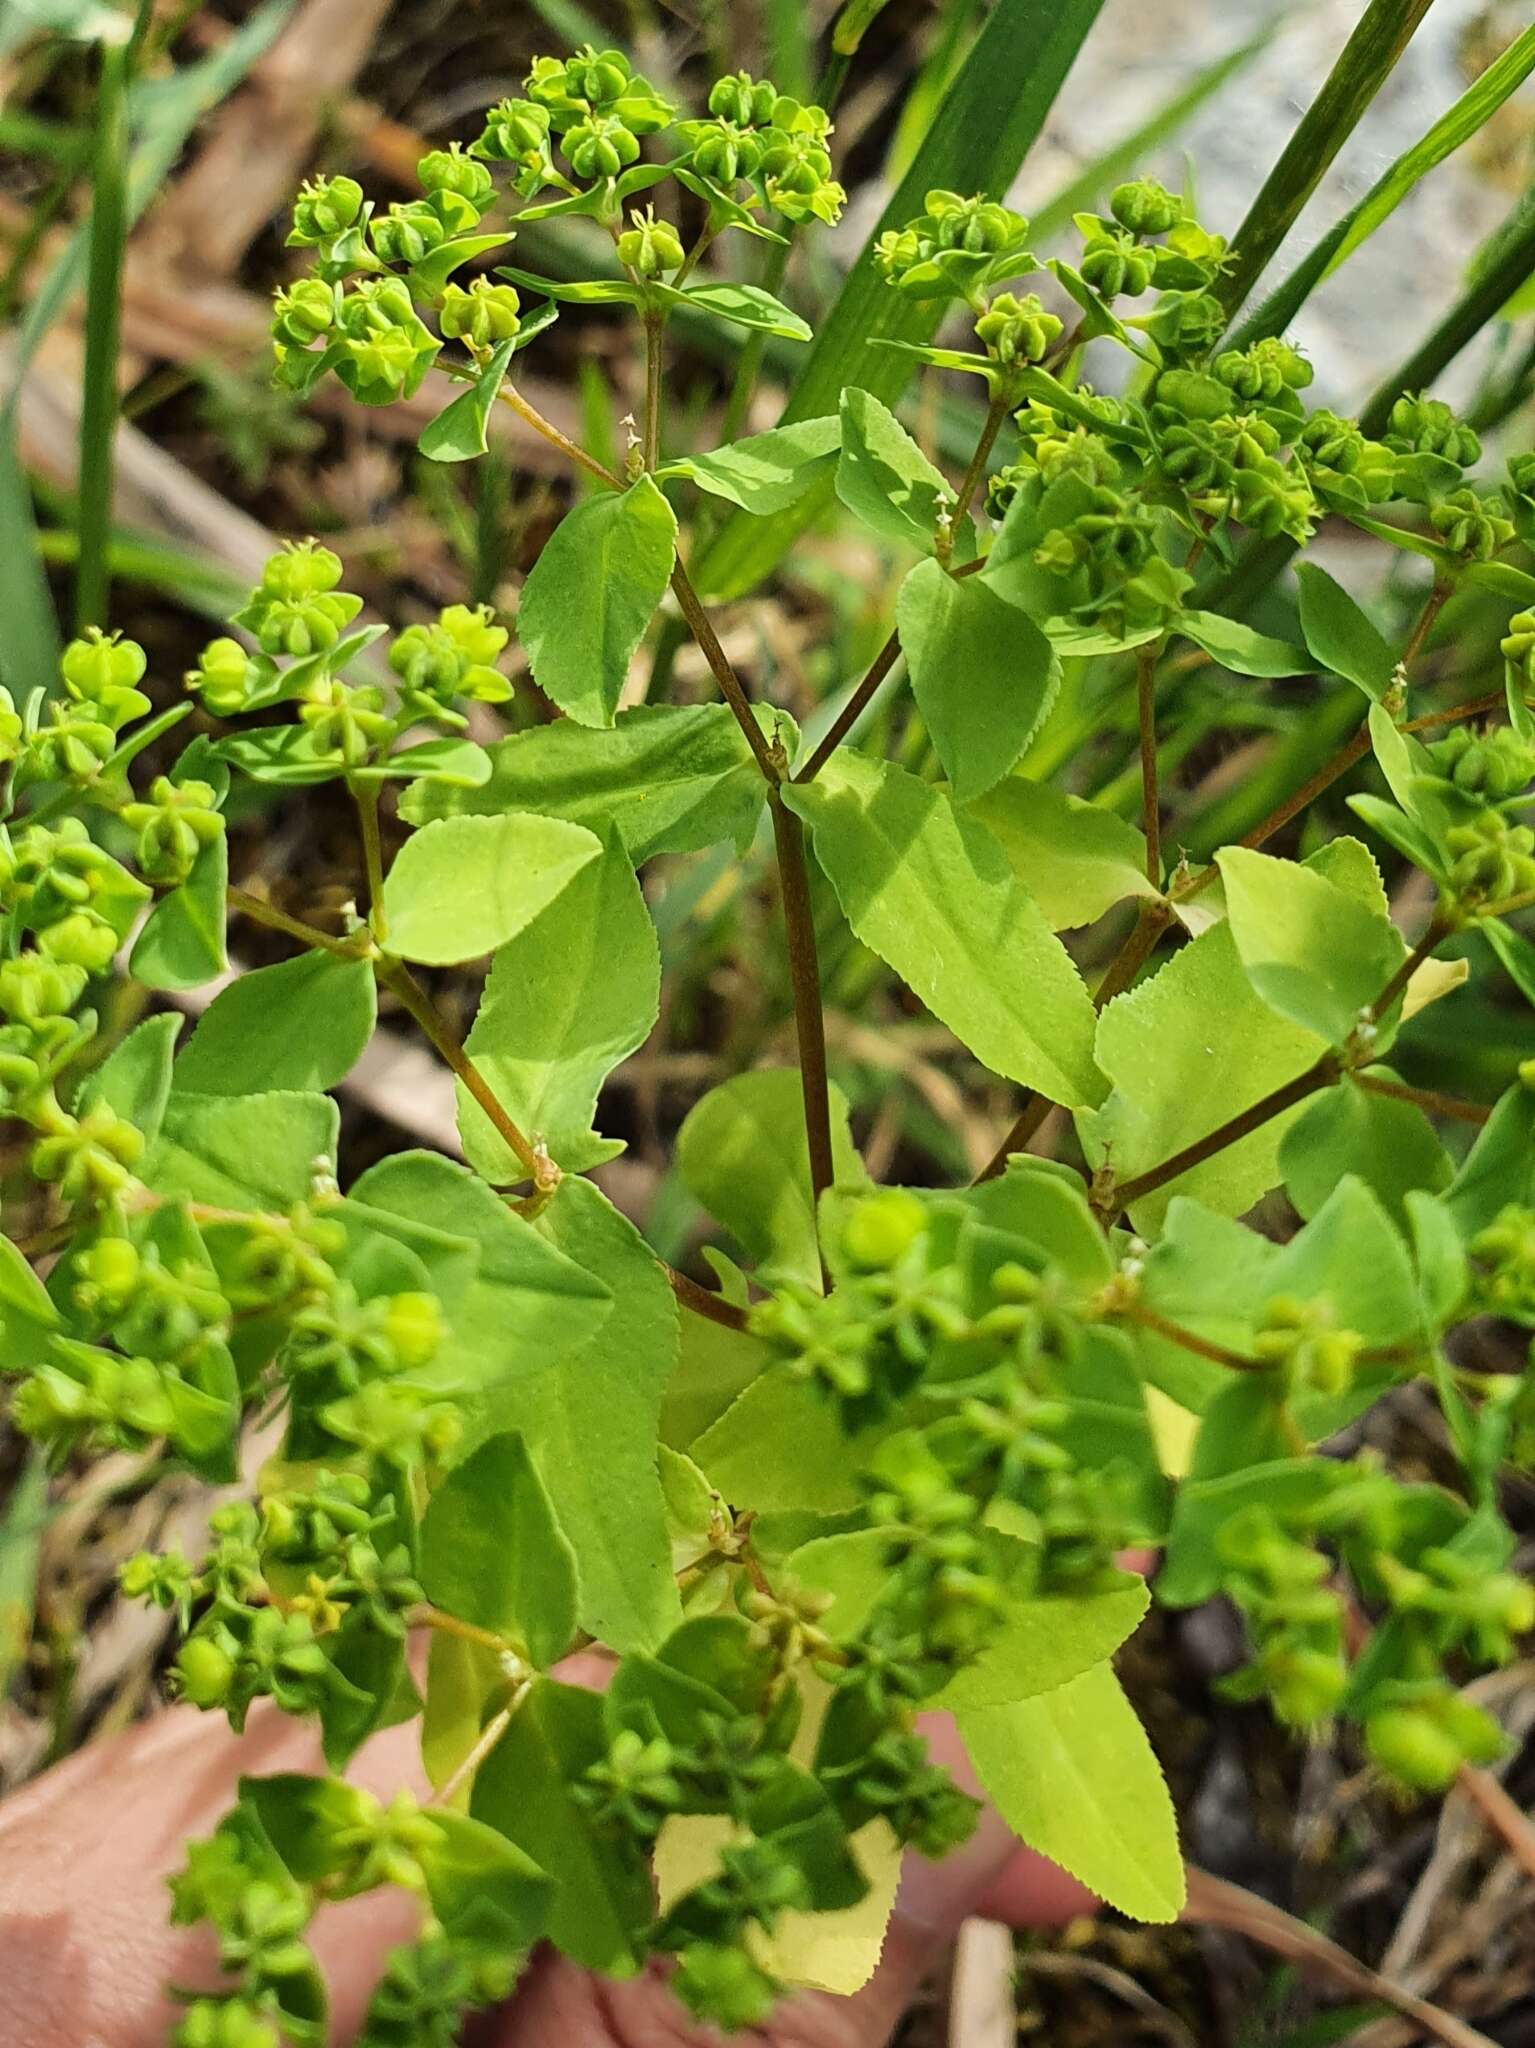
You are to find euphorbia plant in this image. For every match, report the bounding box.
[5,36,1535,2047]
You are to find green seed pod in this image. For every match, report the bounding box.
[417,144,494,206]
[616,206,686,278]
[288,174,364,246]
[369,199,450,267]
[1213,337,1312,401]
[0,955,88,1023]
[271,278,336,348]
[187,637,261,717]
[974,290,1061,367]
[174,1634,238,1710]
[1079,224,1155,297]
[1385,393,1481,467]
[473,96,552,164]
[60,627,147,703]
[686,118,766,184]
[840,1189,926,1271]
[1109,178,1182,235]
[1138,289,1225,360]
[37,910,119,972]
[174,1998,282,2048]
[708,70,779,127]
[1429,486,1514,561]
[562,112,640,180]
[438,277,522,348]
[926,188,1026,255]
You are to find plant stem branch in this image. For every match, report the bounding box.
[1355,1071,1490,1125]
[378,958,548,1189]
[1135,641,1162,886]
[349,778,386,940]
[495,383,620,490]
[1100,1052,1343,1219]
[432,1702,516,1809]
[226,887,368,960]
[642,309,664,471]
[796,630,903,785]
[1123,1304,1273,1373]
[952,390,1010,527]
[974,1090,1056,1184]
[668,560,781,782]
[769,789,835,1276]
[667,1266,750,1332]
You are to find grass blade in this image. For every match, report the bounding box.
[694,0,1109,600]
[1216,0,1437,321]
[1028,21,1278,246]
[1232,21,1535,348]
[75,34,130,629]
[1203,181,1535,619]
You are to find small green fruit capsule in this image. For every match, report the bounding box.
[174,1635,237,1709]
[475,97,551,164]
[674,1943,778,2031]
[616,207,685,277]
[841,1189,926,1270]
[708,70,778,126]
[38,911,119,973]
[60,628,147,702]
[383,1291,444,1369]
[1109,178,1182,235]
[289,174,364,246]
[439,278,522,348]
[417,144,494,206]
[1365,1706,1462,1791]
[187,637,258,716]
[563,113,640,180]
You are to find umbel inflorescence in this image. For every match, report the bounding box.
[3,39,1535,2047]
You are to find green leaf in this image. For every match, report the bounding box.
[129,833,228,991]
[1136,1200,1280,1412]
[960,1157,1114,1293]
[676,1069,865,1291]
[174,951,376,1096]
[517,475,678,728]
[1179,609,1311,678]
[351,737,493,790]
[472,1678,653,1973]
[0,1235,60,1333]
[939,1575,1150,1710]
[460,836,660,1176]
[495,267,644,308]
[1295,563,1396,702]
[0,1452,48,1698]
[783,752,1103,1108]
[1083,921,1325,1230]
[690,0,1108,600]
[528,1178,682,1653]
[966,778,1157,930]
[1266,1175,1422,1353]
[145,1089,338,1211]
[660,278,812,340]
[660,418,840,514]
[958,1662,1184,1922]
[217,725,348,787]
[422,1628,506,1798]
[1486,919,1535,1010]
[1216,844,1404,1044]
[1232,22,1535,347]
[694,1370,893,1514]
[381,813,601,965]
[400,702,776,863]
[897,559,1058,804]
[422,1809,553,1959]
[77,1011,180,1144]
[835,389,952,556]
[1445,1077,1535,1237]
[419,335,518,463]
[348,1151,615,1426]
[420,1431,579,1669]
[1280,1074,1451,1228]
[662,1305,768,1451]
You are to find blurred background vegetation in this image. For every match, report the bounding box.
[2,1,1535,2041]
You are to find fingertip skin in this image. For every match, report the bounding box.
[0,1702,424,2048]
